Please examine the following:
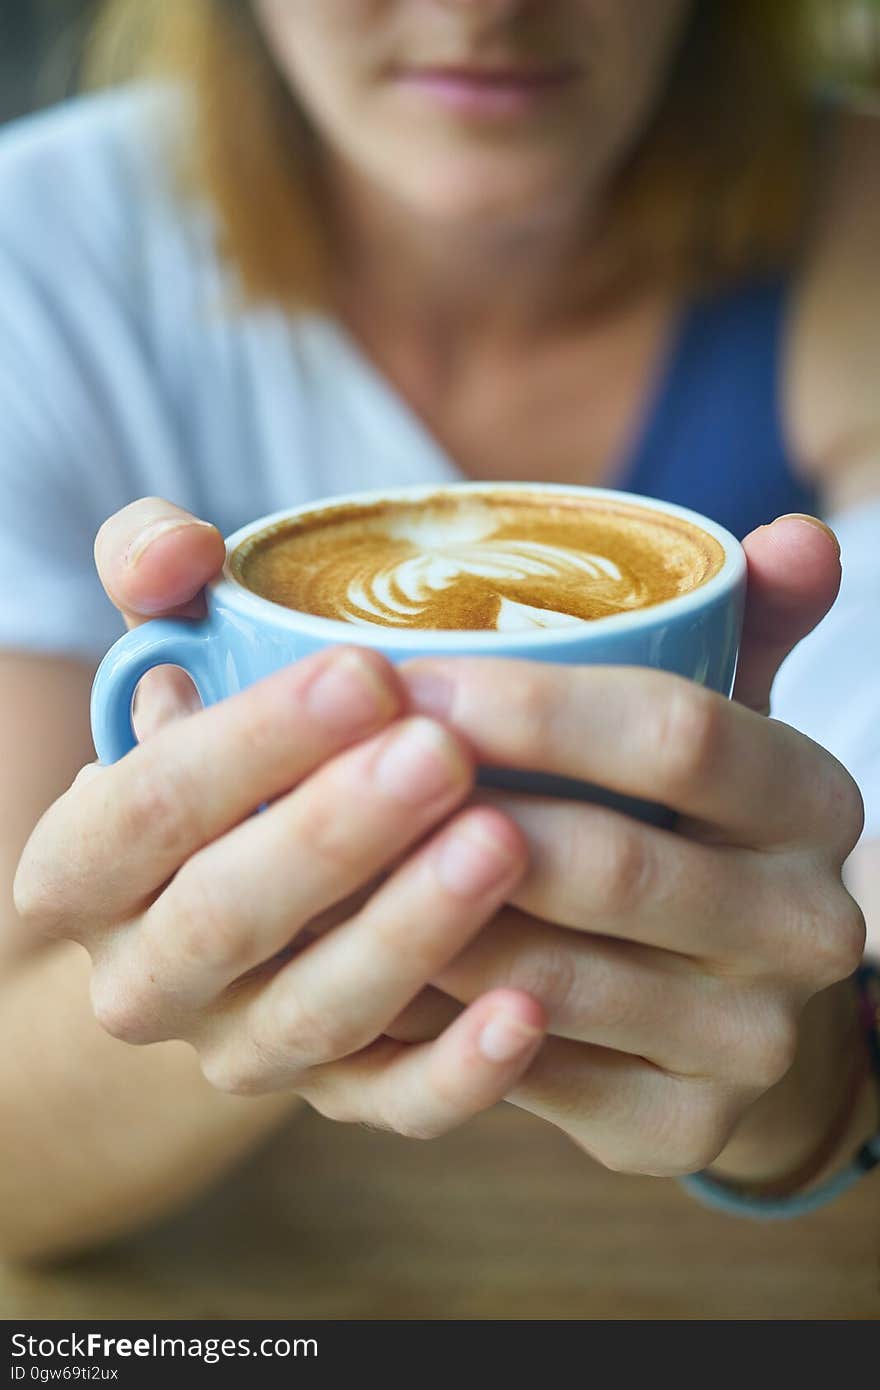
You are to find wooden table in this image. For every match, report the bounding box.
[2,1104,878,1320]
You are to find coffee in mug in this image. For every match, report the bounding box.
[230,491,724,633]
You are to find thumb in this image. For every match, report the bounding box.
[94,497,224,631]
[733,513,841,715]
[93,497,225,739]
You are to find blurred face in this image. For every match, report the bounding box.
[254,0,691,232]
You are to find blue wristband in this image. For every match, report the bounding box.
[679,1133,880,1220]
[678,962,880,1221]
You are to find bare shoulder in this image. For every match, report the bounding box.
[786,101,880,506]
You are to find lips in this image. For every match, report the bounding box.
[390,61,583,118]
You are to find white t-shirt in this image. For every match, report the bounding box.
[0,88,877,835]
[0,88,458,662]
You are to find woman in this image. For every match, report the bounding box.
[1,0,878,1260]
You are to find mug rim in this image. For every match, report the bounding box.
[212,481,747,651]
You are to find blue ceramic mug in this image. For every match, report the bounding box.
[90,483,746,815]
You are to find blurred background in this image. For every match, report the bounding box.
[1,0,99,123]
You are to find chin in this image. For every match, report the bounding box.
[393,157,586,235]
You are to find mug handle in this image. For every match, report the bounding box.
[90,618,218,765]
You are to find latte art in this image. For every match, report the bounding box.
[339,509,630,629]
[232,492,724,631]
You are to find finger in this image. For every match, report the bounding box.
[386,986,463,1043]
[204,808,528,1079]
[134,718,480,1014]
[94,497,225,629]
[734,515,842,715]
[508,1037,734,1177]
[299,988,545,1140]
[469,791,800,964]
[15,646,402,936]
[402,658,849,846]
[432,908,800,1085]
[131,666,204,740]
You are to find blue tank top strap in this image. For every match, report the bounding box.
[619,277,818,539]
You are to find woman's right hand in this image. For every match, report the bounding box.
[13,499,545,1137]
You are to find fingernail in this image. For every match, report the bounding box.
[478,1011,543,1063]
[125,518,216,568]
[404,669,454,720]
[436,815,520,897]
[373,717,467,805]
[306,649,398,733]
[776,514,841,560]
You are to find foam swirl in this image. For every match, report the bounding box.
[339,535,627,629]
[234,494,724,631]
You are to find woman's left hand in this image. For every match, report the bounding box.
[388,515,867,1176]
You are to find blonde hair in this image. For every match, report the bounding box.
[88,0,852,307]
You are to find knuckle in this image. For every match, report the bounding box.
[120,754,201,861]
[235,682,298,765]
[13,816,81,939]
[12,851,57,933]
[200,1022,313,1097]
[590,1140,651,1177]
[294,1071,366,1125]
[656,1135,727,1179]
[653,684,721,799]
[584,1128,657,1177]
[836,895,868,975]
[815,894,866,984]
[381,1100,446,1142]
[372,910,438,976]
[597,1090,732,1179]
[580,958,643,1034]
[292,798,366,877]
[795,881,866,987]
[14,771,108,939]
[824,760,865,856]
[708,988,799,1089]
[789,740,865,856]
[741,1006,799,1090]
[645,1097,733,1177]
[839,786,866,857]
[505,671,552,753]
[592,823,654,918]
[511,945,579,1020]
[269,987,353,1067]
[90,969,160,1046]
[579,1115,657,1176]
[200,1048,276,1097]
[376,1058,470,1142]
[756,1018,800,1090]
[300,1089,359,1125]
[169,860,254,979]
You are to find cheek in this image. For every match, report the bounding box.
[255,0,392,59]
[254,0,381,126]
[575,0,691,147]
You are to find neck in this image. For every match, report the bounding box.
[325,161,614,354]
